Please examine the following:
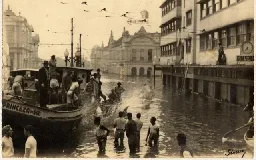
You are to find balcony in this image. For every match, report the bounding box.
[199,0,253,32]
[161,6,181,25]
[160,31,177,45]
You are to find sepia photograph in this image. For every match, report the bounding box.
[1,0,254,158]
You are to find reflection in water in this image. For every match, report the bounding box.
[13,74,252,158]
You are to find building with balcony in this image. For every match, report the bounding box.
[159,0,182,65]
[3,5,41,70]
[91,26,161,76]
[159,0,254,106]
[196,0,254,65]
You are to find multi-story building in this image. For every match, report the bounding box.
[3,5,41,70]
[196,0,254,65]
[159,0,254,106]
[91,26,161,77]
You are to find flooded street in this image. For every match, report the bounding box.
[15,74,252,158]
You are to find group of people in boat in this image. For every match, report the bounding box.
[7,55,125,108]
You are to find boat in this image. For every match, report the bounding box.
[2,67,120,142]
[244,128,254,151]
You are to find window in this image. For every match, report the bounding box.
[201,3,207,18]
[186,39,191,53]
[200,34,206,51]
[173,45,176,55]
[228,27,236,46]
[140,49,144,61]
[168,45,171,55]
[207,0,213,15]
[237,23,247,44]
[207,34,212,49]
[148,49,153,61]
[186,10,192,26]
[247,22,254,42]
[213,32,219,48]
[220,30,227,47]
[213,0,221,12]
[132,49,136,61]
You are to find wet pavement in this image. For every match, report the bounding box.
[14,74,253,158]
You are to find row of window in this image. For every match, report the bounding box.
[160,43,177,56]
[132,49,153,61]
[162,0,178,16]
[200,0,242,19]
[200,21,253,51]
[161,19,181,36]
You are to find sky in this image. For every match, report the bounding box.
[3,0,162,60]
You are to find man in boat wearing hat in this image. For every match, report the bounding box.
[38,61,49,107]
[115,82,125,101]
[96,68,101,80]
[12,74,25,96]
[62,70,73,103]
[49,55,57,78]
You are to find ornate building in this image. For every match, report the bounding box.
[3,5,42,70]
[91,26,161,77]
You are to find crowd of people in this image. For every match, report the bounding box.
[94,112,193,158]
[7,55,125,108]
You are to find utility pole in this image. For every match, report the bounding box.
[71,18,74,67]
[80,34,82,67]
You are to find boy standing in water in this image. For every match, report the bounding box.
[176,133,193,158]
[94,117,110,155]
[146,117,159,149]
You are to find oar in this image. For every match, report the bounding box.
[222,122,253,143]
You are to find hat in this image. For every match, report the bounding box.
[218,42,222,45]
[117,82,121,85]
[51,55,55,57]
[43,61,48,65]
[68,70,73,74]
[97,68,100,72]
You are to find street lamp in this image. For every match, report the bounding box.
[64,49,84,67]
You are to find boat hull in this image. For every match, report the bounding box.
[2,96,95,142]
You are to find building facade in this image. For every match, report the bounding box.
[159,0,254,106]
[160,0,254,65]
[3,5,41,70]
[91,26,161,77]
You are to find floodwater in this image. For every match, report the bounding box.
[14,74,253,158]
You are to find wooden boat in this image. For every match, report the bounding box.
[2,67,103,142]
[244,128,254,151]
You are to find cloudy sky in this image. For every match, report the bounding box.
[3,0,162,60]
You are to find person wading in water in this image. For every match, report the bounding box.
[115,82,125,101]
[146,117,159,152]
[94,117,110,155]
[125,112,138,157]
[113,111,127,150]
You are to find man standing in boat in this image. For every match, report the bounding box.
[115,82,125,101]
[49,55,57,78]
[62,70,73,103]
[96,68,101,80]
[38,61,49,108]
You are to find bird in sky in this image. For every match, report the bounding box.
[81,1,87,5]
[105,16,111,17]
[100,8,107,12]
[126,12,130,14]
[121,14,126,17]
[60,2,67,4]
[84,10,89,12]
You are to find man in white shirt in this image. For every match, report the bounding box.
[24,125,37,158]
[113,111,127,149]
[2,125,14,158]
[134,113,143,152]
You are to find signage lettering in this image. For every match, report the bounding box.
[237,56,254,61]
[3,102,41,116]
